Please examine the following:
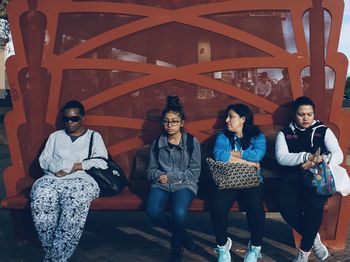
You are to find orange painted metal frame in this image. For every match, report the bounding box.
[2,0,350,249]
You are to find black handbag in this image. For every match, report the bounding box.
[85,132,129,197]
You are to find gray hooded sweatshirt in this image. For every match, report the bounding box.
[146,132,201,194]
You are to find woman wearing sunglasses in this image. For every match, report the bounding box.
[30,100,108,262]
[146,96,201,262]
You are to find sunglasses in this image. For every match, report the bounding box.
[62,116,82,123]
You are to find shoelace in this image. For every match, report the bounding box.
[249,248,262,259]
[296,250,308,260]
[214,247,229,256]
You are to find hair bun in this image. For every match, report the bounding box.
[166,96,181,108]
[161,96,186,120]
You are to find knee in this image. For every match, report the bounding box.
[31,188,58,213]
[211,201,230,216]
[146,204,162,220]
[172,208,188,224]
[307,200,326,213]
[245,203,264,215]
[278,195,297,211]
[31,183,58,204]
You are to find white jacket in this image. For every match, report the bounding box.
[275,121,350,196]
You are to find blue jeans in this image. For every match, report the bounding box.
[146,187,195,249]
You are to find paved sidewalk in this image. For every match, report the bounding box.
[0,123,349,262]
[0,210,349,261]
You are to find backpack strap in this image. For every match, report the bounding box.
[153,136,160,161]
[186,133,194,158]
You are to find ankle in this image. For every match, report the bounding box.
[250,244,261,250]
[217,237,232,250]
[299,249,311,256]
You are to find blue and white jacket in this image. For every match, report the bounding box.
[213,131,267,181]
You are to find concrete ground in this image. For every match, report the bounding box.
[0,122,349,262]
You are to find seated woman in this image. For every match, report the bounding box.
[30,100,108,262]
[275,96,343,262]
[211,103,266,262]
[146,96,201,262]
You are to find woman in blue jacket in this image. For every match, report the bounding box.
[146,96,201,262]
[211,104,266,262]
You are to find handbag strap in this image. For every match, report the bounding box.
[314,147,333,165]
[323,151,332,164]
[88,131,95,158]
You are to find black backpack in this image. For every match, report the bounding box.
[154,133,194,161]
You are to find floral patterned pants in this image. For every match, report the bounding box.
[30,177,99,262]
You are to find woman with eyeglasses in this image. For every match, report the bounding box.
[146,96,201,262]
[30,100,108,262]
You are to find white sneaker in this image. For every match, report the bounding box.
[312,233,329,260]
[293,249,310,262]
[214,237,232,262]
[244,243,262,262]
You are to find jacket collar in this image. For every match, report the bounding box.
[289,120,323,133]
[289,120,326,147]
[157,132,187,149]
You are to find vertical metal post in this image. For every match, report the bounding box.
[310,0,326,121]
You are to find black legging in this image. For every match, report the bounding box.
[210,184,265,246]
[278,174,330,251]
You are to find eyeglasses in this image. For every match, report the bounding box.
[62,116,82,123]
[161,119,181,126]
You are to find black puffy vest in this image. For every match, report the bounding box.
[281,121,327,155]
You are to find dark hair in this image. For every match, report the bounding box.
[282,68,288,76]
[292,96,315,115]
[224,104,261,150]
[260,72,268,78]
[60,100,85,116]
[161,96,185,120]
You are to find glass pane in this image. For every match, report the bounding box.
[300,66,334,92]
[325,66,335,90]
[59,78,266,147]
[54,13,143,54]
[60,69,146,102]
[72,0,228,9]
[324,11,331,57]
[81,22,271,66]
[303,10,331,58]
[205,68,293,105]
[303,11,310,57]
[206,11,297,53]
[82,80,260,120]
[301,66,311,96]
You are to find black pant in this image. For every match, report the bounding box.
[210,184,265,246]
[278,174,330,251]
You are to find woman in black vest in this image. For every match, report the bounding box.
[275,96,343,262]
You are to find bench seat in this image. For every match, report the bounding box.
[0,184,280,212]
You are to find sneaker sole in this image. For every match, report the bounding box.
[313,244,329,261]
